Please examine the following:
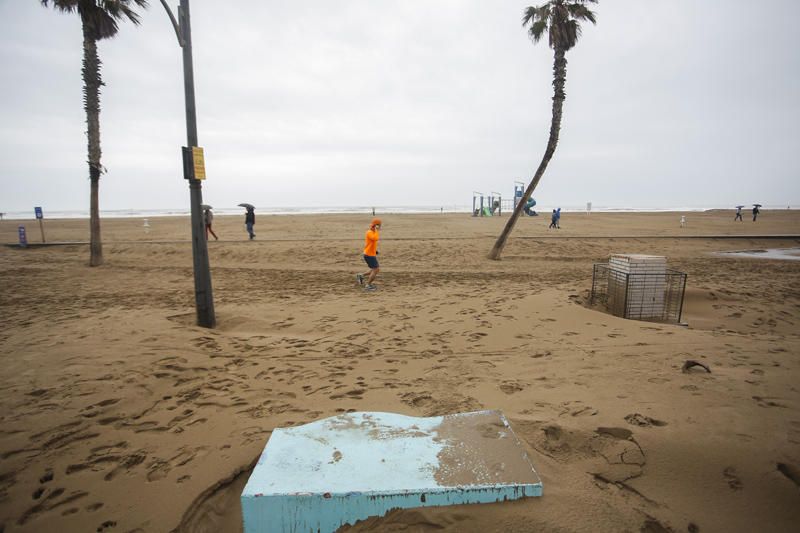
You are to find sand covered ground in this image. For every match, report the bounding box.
[1,210,799,532]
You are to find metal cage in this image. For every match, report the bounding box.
[590,263,687,323]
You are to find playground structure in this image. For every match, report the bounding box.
[472,191,504,217]
[473,181,536,217]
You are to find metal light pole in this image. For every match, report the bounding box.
[161,0,215,328]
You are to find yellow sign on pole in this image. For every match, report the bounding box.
[192,146,206,180]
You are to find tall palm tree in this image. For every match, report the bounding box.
[41,0,148,266]
[488,0,597,260]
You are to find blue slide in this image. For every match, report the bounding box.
[524,198,538,216]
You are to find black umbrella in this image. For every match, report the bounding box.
[735,205,745,209]
[238,203,255,210]
[201,204,213,210]
[753,204,762,207]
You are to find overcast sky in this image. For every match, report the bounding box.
[1,0,799,212]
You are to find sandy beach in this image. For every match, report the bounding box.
[1,210,799,532]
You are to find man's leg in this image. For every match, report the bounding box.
[367,267,380,285]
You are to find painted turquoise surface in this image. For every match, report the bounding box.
[243,412,445,496]
[242,484,542,533]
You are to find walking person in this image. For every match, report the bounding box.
[734,206,743,221]
[752,205,760,222]
[548,209,557,229]
[356,219,381,292]
[203,206,218,240]
[555,207,562,229]
[244,206,255,239]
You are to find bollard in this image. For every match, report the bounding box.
[18,226,28,248]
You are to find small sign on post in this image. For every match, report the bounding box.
[18,226,27,247]
[34,207,46,243]
[182,146,206,180]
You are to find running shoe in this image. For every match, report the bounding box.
[356,274,364,286]
[364,284,377,292]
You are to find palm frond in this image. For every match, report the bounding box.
[567,3,597,25]
[522,3,552,27]
[530,20,548,42]
[522,6,538,27]
[536,5,551,22]
[101,0,147,25]
[41,0,78,13]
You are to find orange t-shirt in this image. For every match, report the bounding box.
[363,229,379,256]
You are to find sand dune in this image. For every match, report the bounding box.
[1,210,799,532]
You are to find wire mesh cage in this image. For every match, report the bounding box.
[591,263,687,323]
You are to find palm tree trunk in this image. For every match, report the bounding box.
[82,21,103,266]
[488,48,568,260]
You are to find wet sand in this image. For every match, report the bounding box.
[1,210,799,532]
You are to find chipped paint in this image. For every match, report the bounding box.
[241,410,542,533]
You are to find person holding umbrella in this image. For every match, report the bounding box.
[734,205,744,222]
[752,204,761,222]
[202,205,218,240]
[239,203,256,239]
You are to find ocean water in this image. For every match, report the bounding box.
[0,204,793,220]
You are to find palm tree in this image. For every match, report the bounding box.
[41,0,148,266]
[488,0,597,260]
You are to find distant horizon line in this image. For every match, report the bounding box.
[0,203,795,220]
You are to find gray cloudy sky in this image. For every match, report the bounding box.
[1,0,799,212]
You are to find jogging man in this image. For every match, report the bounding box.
[356,219,381,291]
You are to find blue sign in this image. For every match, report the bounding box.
[35,207,43,219]
[18,226,27,247]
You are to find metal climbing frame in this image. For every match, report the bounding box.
[591,263,687,323]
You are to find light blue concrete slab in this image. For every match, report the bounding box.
[241,410,542,533]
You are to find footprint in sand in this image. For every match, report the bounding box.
[752,396,786,408]
[777,463,800,487]
[499,381,525,395]
[40,470,54,484]
[147,446,208,482]
[624,413,667,427]
[18,488,90,526]
[723,467,743,491]
[96,520,117,532]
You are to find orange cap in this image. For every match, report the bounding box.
[371,218,382,227]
